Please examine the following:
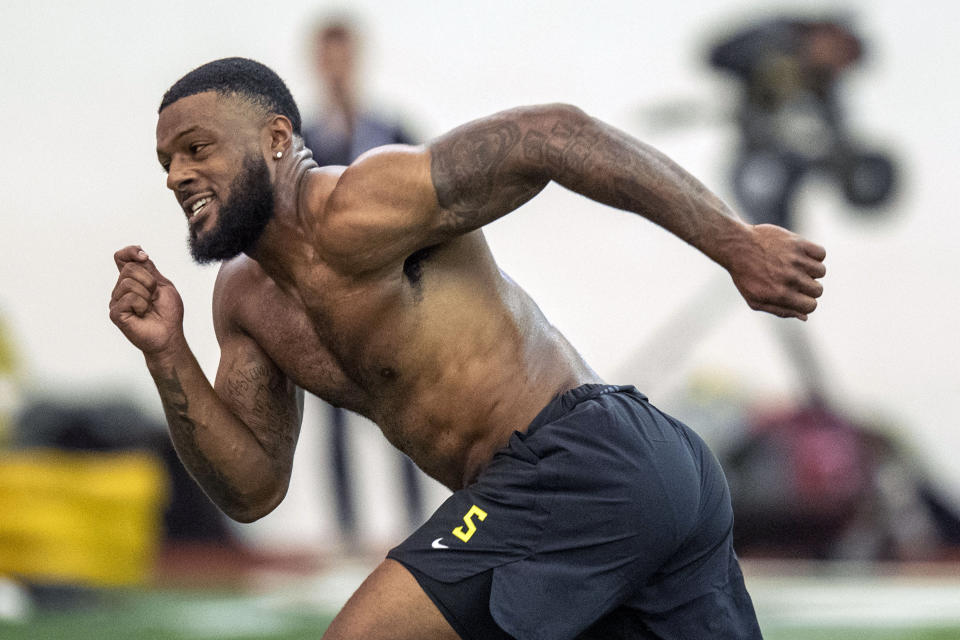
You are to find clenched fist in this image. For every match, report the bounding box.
[725,224,827,321]
[109,246,185,354]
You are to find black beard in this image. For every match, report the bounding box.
[189,153,275,264]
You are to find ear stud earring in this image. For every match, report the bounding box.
[275,151,283,159]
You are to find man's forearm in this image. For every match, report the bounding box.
[145,340,285,522]
[430,104,748,265]
[430,104,825,320]
[540,106,746,263]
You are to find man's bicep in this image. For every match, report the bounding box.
[326,113,552,271]
[214,332,302,463]
[428,107,554,235]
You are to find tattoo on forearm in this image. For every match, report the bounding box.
[431,105,728,245]
[529,114,723,241]
[156,369,242,510]
[514,118,606,184]
[157,370,190,417]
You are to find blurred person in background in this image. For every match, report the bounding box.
[303,17,416,165]
[110,57,827,639]
[302,16,424,544]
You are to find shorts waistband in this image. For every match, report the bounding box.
[525,384,646,437]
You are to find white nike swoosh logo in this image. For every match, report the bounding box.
[431,538,449,549]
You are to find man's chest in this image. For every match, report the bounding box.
[239,269,412,409]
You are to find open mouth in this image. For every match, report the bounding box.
[184,195,215,229]
[190,197,209,217]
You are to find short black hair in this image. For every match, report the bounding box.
[159,57,302,134]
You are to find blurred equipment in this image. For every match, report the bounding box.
[0,449,167,586]
[0,308,23,447]
[726,405,873,558]
[13,399,234,546]
[670,377,960,562]
[627,18,948,561]
[709,16,898,229]
[725,403,960,561]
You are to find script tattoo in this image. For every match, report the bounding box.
[225,363,297,459]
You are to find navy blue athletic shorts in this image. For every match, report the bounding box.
[387,384,762,640]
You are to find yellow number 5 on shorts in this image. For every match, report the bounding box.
[452,504,488,542]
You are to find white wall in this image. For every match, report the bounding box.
[2,0,958,547]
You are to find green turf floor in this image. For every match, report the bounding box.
[2,585,959,640]
[0,587,332,639]
[764,629,960,640]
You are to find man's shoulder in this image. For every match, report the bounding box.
[325,144,427,206]
[215,254,264,289]
[320,144,429,229]
[211,256,272,333]
[318,145,435,274]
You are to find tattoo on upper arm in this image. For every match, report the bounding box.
[430,105,716,239]
[225,364,298,458]
[430,120,523,230]
[521,130,547,163]
[430,111,621,233]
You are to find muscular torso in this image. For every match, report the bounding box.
[221,179,600,489]
[145,99,820,522]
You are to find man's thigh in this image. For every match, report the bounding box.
[322,559,461,640]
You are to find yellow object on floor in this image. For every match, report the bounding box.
[0,448,168,586]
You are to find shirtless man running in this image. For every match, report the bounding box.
[110,58,825,639]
